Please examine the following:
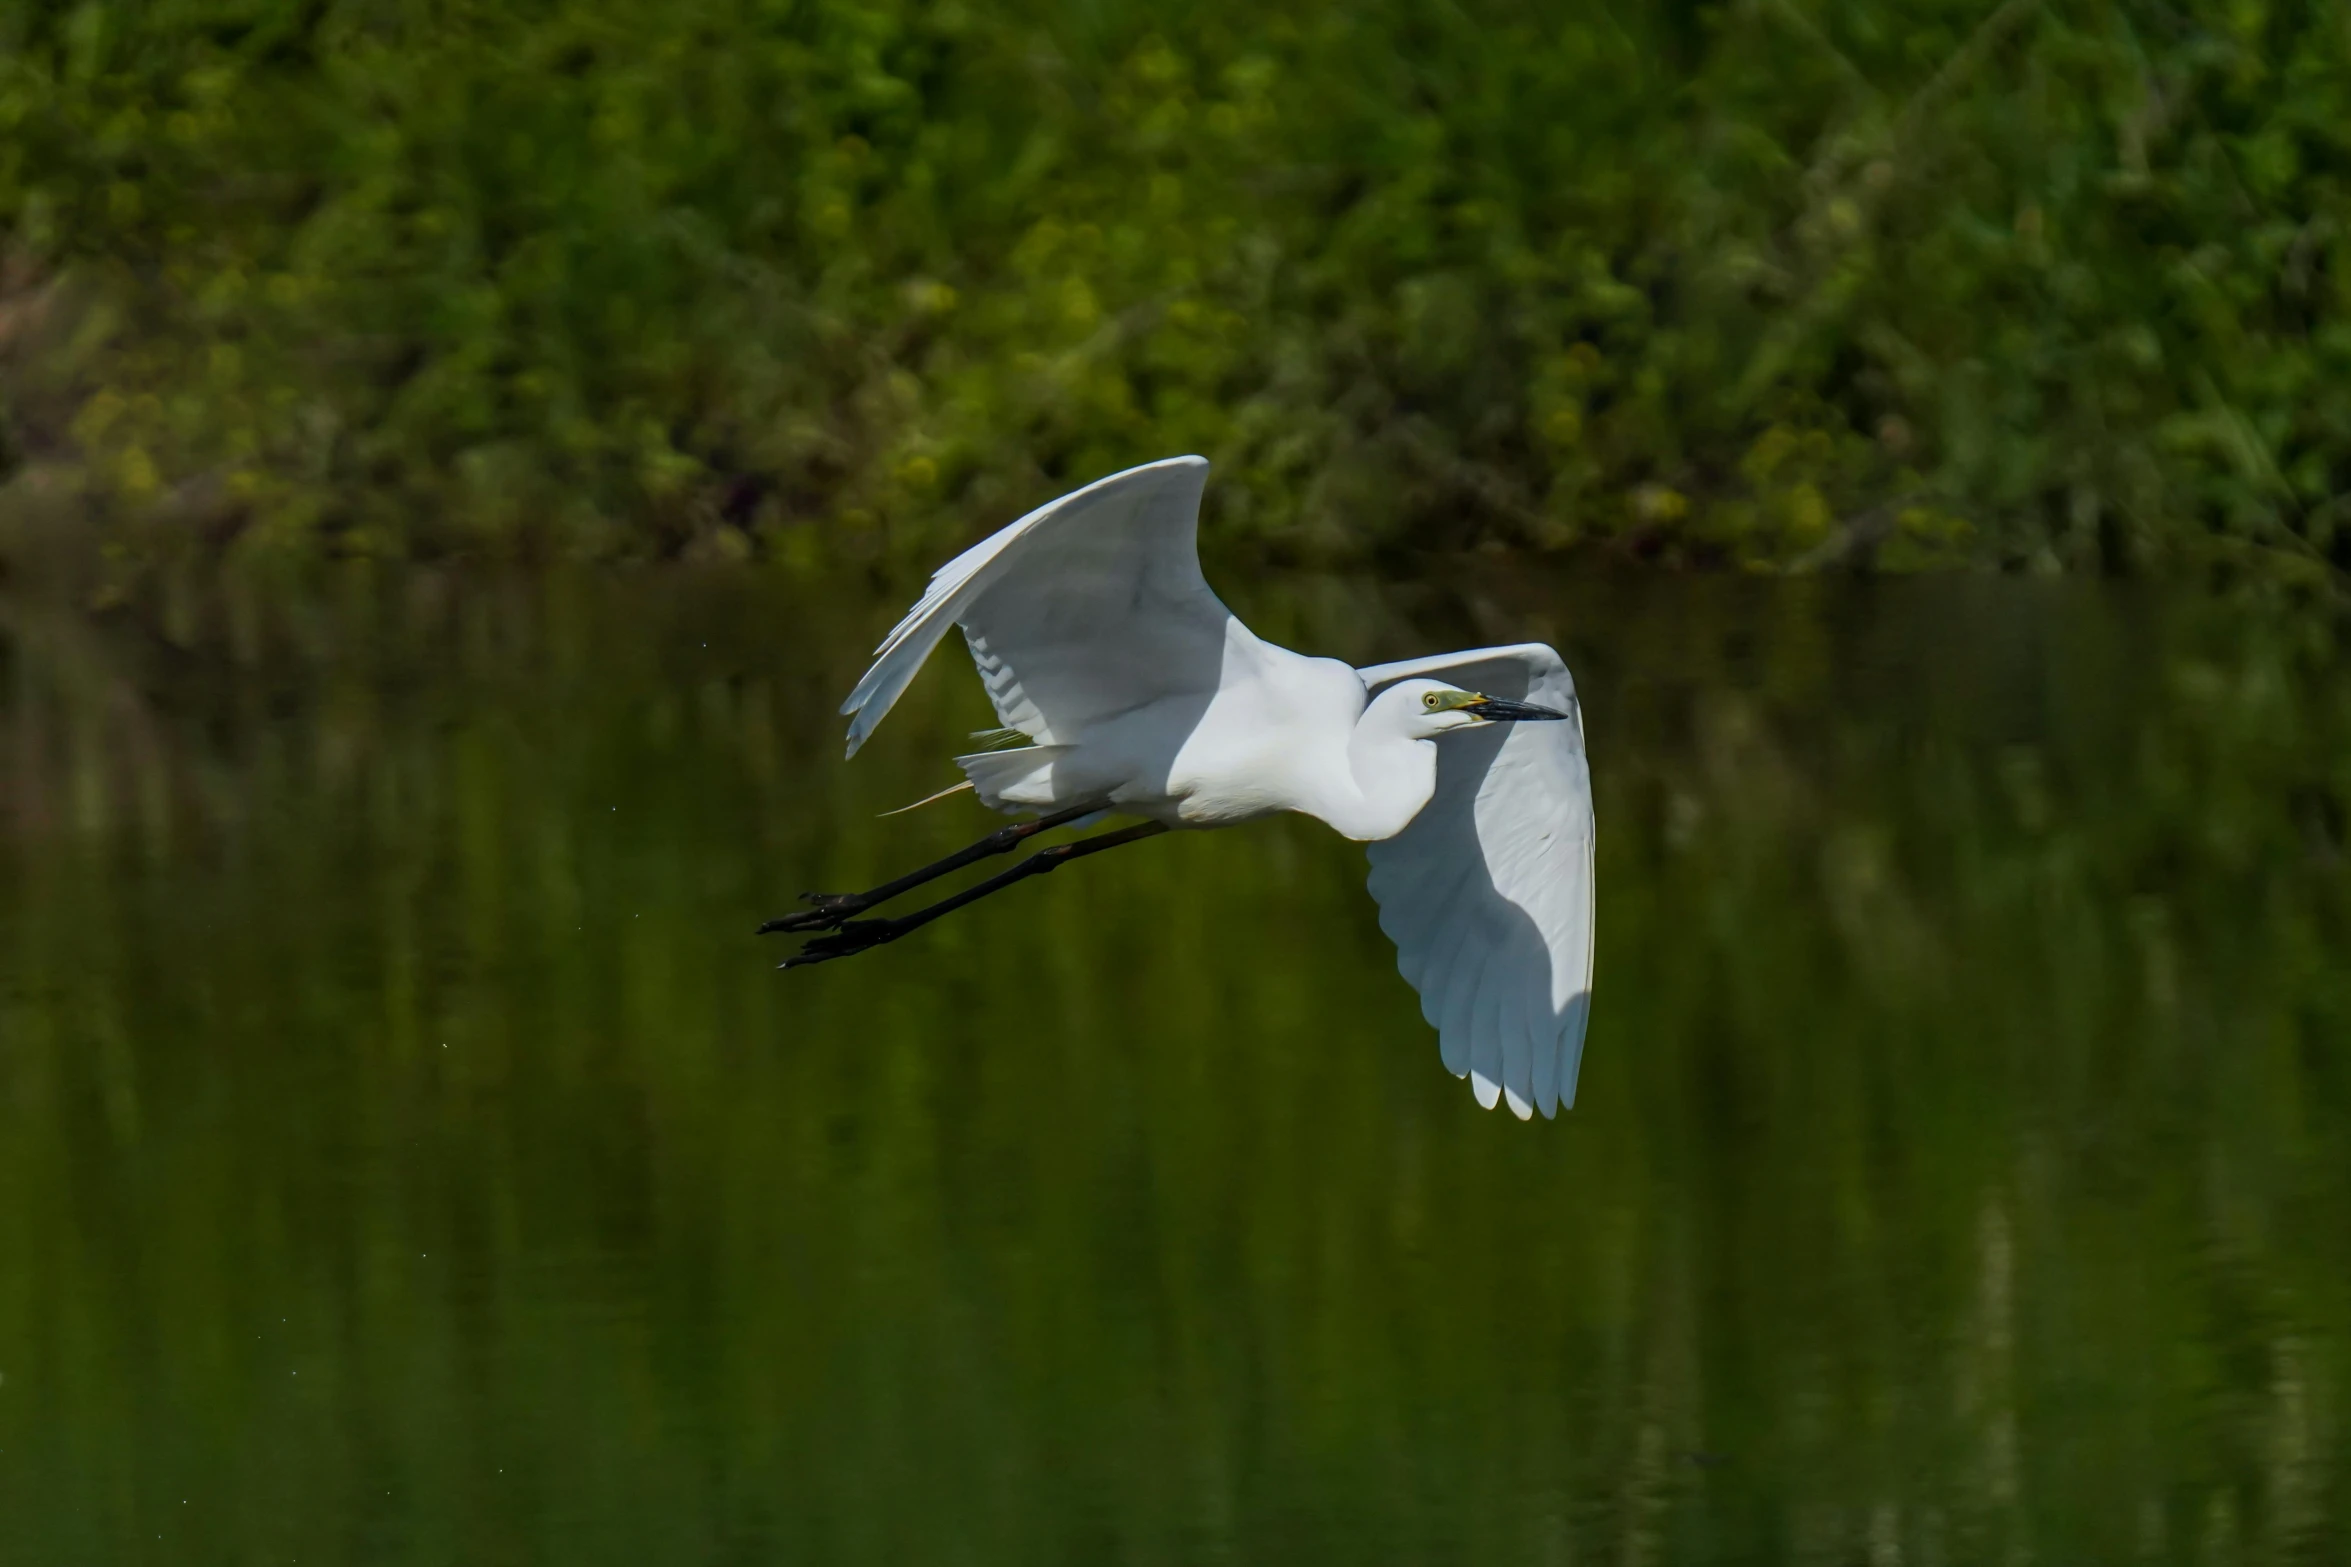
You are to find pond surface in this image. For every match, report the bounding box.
[1,565,2346,1564]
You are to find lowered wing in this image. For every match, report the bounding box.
[1359,643,1595,1119]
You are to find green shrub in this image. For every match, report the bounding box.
[5,0,2351,578]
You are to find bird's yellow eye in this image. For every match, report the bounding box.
[1424,693,1441,709]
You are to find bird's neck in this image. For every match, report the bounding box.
[1323,723,1438,842]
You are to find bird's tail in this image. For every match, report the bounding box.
[953,745,1079,811]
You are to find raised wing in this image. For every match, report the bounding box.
[1359,643,1594,1119]
[840,457,1234,756]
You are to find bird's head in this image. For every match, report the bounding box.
[1383,679,1571,738]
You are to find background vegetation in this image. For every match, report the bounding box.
[7,0,2351,578]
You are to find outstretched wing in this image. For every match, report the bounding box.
[1359,643,1594,1119]
[840,457,1236,756]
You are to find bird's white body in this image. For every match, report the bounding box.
[962,625,1443,841]
[838,456,1597,1118]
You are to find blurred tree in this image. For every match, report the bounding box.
[3,0,2351,581]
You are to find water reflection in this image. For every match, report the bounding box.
[0,568,2344,1563]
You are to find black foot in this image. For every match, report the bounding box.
[756,892,867,935]
[778,918,901,969]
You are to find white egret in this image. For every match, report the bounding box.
[765,456,1595,1118]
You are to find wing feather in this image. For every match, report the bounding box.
[1436,926,1493,1080]
[1386,822,1478,990]
[1361,643,1596,1117]
[1530,978,1561,1120]
[1408,866,1485,1020]
[840,457,1231,756]
[1469,953,1507,1110]
[1500,977,1533,1120]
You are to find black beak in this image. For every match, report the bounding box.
[1466,696,1570,722]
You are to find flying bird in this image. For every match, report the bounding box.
[764,457,1596,1118]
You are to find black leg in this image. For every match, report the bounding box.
[779,821,1170,968]
[758,801,1105,934]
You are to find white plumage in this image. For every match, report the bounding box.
[1358,645,1595,1116]
[825,456,1596,1118]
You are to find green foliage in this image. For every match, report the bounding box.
[6,0,2351,574]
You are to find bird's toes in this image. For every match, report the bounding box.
[777,918,897,968]
[757,911,821,934]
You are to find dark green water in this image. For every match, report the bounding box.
[1,567,2346,1564]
